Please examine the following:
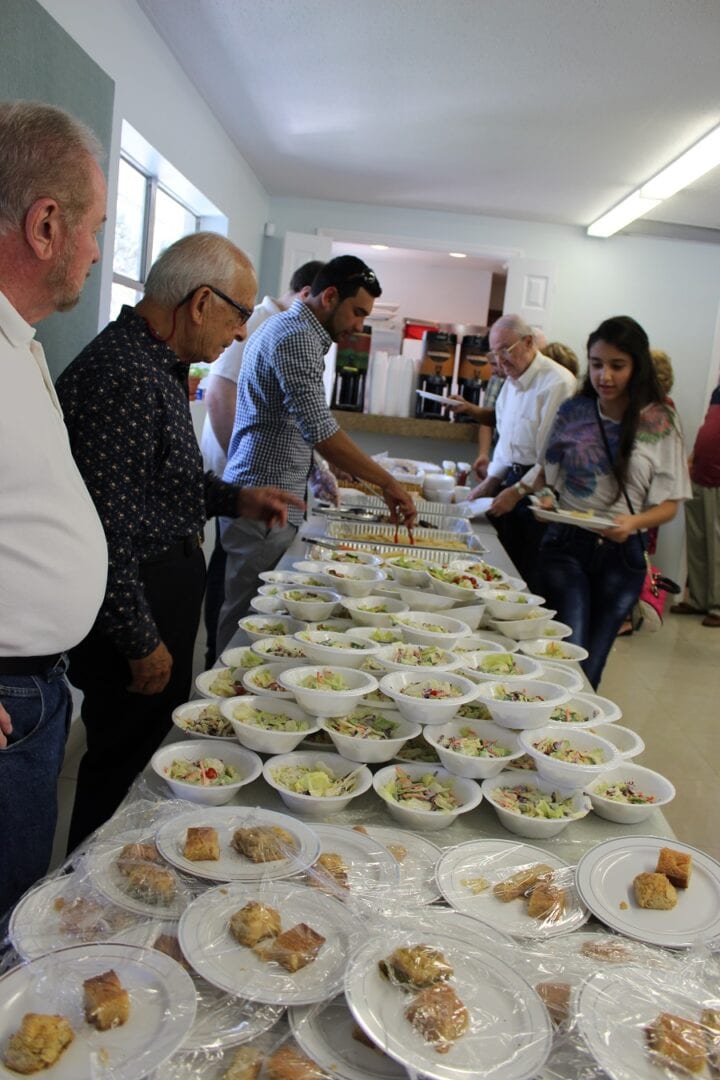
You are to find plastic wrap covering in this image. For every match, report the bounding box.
[308,456,340,507]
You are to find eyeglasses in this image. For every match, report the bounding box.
[488,338,526,363]
[181,284,254,326]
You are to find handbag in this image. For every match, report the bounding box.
[594,404,681,631]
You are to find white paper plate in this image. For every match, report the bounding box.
[344,928,553,1079]
[155,807,321,884]
[307,824,400,899]
[415,389,452,405]
[290,995,408,1080]
[179,881,356,1005]
[436,839,588,938]
[0,942,196,1080]
[84,832,194,919]
[354,825,442,907]
[577,967,720,1080]
[531,505,615,530]
[182,975,283,1052]
[575,835,720,948]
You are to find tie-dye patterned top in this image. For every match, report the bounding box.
[542,396,691,517]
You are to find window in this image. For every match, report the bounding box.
[110,155,200,319]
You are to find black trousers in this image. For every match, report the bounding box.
[203,518,226,668]
[490,465,547,592]
[66,546,206,852]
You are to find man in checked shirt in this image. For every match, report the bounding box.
[57,233,304,847]
[216,255,417,653]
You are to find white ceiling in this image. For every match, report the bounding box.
[138,0,720,236]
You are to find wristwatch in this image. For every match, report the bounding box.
[514,481,532,497]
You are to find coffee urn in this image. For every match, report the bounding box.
[455,333,490,420]
[415,331,457,420]
[332,328,371,411]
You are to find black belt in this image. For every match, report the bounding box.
[0,653,64,676]
[509,462,534,473]
[141,533,203,566]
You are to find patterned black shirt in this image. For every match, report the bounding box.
[57,306,237,658]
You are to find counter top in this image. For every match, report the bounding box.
[331,410,478,442]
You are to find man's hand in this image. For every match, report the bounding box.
[472,453,490,479]
[489,485,523,518]
[445,394,476,417]
[601,514,639,544]
[381,479,417,529]
[236,486,305,528]
[128,641,173,695]
[0,703,12,749]
[469,476,501,501]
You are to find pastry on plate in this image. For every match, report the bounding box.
[655,847,692,889]
[493,864,554,903]
[633,872,677,910]
[265,1043,324,1079]
[183,826,220,861]
[83,969,129,1031]
[122,862,176,905]
[405,982,469,1054]
[116,841,161,874]
[2,1013,74,1074]
[527,880,566,920]
[232,826,296,863]
[308,852,349,891]
[229,901,282,947]
[220,1044,264,1080]
[254,922,325,972]
[646,1012,706,1074]
[153,933,191,970]
[379,944,453,990]
[579,937,631,962]
[535,981,571,1025]
[53,895,130,939]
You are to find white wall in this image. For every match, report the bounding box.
[268,195,720,580]
[37,0,270,320]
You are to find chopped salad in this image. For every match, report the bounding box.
[232,704,308,732]
[387,644,453,667]
[166,757,240,786]
[246,669,285,692]
[436,727,512,758]
[244,620,289,635]
[270,761,358,797]
[367,628,403,643]
[457,701,492,720]
[459,561,503,581]
[539,641,573,658]
[493,686,544,702]
[594,780,656,804]
[209,667,245,697]
[388,556,430,571]
[285,590,329,602]
[326,708,399,739]
[491,783,579,818]
[256,637,306,658]
[401,680,464,699]
[532,737,605,766]
[476,653,520,676]
[396,737,441,763]
[380,767,460,812]
[298,669,351,691]
[550,704,588,724]
[394,618,449,633]
[427,567,480,589]
[180,704,233,738]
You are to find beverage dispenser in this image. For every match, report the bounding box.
[415,331,457,420]
[332,328,371,411]
[455,333,490,421]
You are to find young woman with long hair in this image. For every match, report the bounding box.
[535,316,690,688]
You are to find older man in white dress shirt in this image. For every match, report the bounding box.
[471,314,575,588]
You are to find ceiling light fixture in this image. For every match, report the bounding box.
[587,123,720,238]
[370,244,389,250]
[448,251,467,258]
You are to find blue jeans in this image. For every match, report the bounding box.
[0,661,71,918]
[536,525,646,689]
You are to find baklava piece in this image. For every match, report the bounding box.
[646,1012,706,1074]
[265,1043,324,1079]
[83,969,130,1031]
[633,872,677,910]
[153,933,191,970]
[229,901,281,947]
[183,826,220,861]
[54,896,122,940]
[655,847,692,889]
[255,922,325,972]
[701,1009,720,1071]
[116,841,161,874]
[387,842,407,863]
[2,1014,74,1075]
[220,1044,264,1080]
[535,982,571,1025]
[232,826,296,863]
[379,944,453,990]
[122,861,176,905]
[527,880,566,920]
[308,852,349,891]
[579,938,631,962]
[493,864,554,902]
[405,983,469,1054]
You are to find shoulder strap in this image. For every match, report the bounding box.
[594,401,649,557]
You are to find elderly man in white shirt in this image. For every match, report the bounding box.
[471,314,576,588]
[0,102,108,916]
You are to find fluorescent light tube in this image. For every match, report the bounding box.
[587,192,661,238]
[641,126,720,200]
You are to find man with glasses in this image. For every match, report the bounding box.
[216,255,417,653]
[56,232,304,847]
[469,314,575,588]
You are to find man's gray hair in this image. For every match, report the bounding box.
[143,232,252,307]
[492,314,536,340]
[0,101,102,236]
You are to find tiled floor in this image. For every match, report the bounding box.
[52,611,720,867]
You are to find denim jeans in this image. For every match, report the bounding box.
[536,525,646,689]
[0,661,71,918]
